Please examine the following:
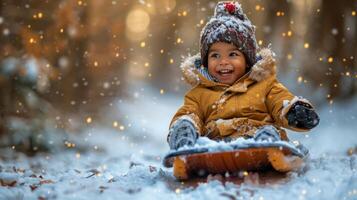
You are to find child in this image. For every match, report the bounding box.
[167,1,319,150]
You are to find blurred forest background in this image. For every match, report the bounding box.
[0,0,356,153]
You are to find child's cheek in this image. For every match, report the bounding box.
[207,60,216,71]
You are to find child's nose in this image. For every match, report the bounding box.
[219,57,229,65]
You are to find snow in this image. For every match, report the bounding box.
[173,134,301,155]
[1,82,357,200]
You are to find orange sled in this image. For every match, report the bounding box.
[163,141,308,180]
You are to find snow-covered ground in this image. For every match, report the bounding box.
[1,83,356,200]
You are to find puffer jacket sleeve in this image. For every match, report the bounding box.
[265,77,314,132]
[169,88,205,137]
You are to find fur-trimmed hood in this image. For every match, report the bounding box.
[180,48,276,87]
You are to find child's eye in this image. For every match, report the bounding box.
[210,53,220,58]
[229,52,239,57]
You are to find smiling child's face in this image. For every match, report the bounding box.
[207,42,247,85]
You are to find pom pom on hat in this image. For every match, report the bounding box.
[215,1,245,20]
[224,2,236,14]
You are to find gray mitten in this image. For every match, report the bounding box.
[254,125,280,142]
[168,119,199,150]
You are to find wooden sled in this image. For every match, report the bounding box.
[163,141,308,180]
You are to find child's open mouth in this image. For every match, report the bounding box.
[218,69,233,76]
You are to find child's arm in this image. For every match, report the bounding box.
[265,77,319,132]
[167,90,204,149]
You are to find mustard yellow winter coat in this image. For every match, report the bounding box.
[170,48,314,141]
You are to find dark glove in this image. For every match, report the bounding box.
[286,101,320,129]
[168,119,199,150]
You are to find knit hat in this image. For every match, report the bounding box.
[200,1,258,68]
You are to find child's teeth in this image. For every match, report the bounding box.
[220,69,230,73]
